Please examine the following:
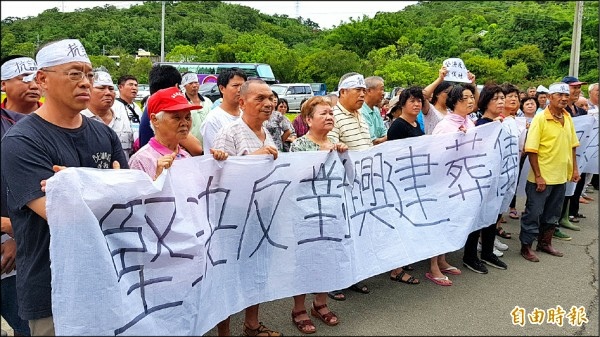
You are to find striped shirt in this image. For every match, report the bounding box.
[327,103,372,150]
[213,118,276,156]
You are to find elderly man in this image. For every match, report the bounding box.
[527,86,537,98]
[1,39,129,335]
[557,76,588,232]
[1,55,41,114]
[129,86,226,180]
[212,79,279,337]
[81,70,134,160]
[361,76,387,145]
[519,82,580,262]
[0,55,39,337]
[328,72,372,150]
[180,72,213,145]
[326,72,372,300]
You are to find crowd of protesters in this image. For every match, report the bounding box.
[1,38,597,336]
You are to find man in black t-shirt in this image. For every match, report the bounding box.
[1,39,128,336]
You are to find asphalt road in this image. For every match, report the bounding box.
[2,196,598,336]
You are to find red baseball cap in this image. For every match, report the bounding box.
[147,87,201,115]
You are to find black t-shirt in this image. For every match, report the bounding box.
[387,117,424,141]
[1,109,29,219]
[475,117,494,126]
[0,113,129,320]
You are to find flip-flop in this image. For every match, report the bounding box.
[440,266,462,275]
[425,272,452,286]
[508,211,519,219]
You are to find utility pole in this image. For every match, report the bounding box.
[160,1,165,62]
[296,1,300,18]
[569,1,583,77]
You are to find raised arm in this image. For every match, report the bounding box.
[422,66,448,115]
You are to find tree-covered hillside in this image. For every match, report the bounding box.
[1,1,597,90]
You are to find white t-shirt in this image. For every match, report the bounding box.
[200,106,242,154]
[112,99,142,142]
[213,118,276,156]
[81,108,134,161]
[423,103,448,135]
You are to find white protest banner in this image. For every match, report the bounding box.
[516,114,598,197]
[442,58,470,83]
[47,121,519,336]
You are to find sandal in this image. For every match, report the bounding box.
[508,210,519,219]
[349,282,370,294]
[496,226,512,239]
[327,290,346,301]
[440,266,462,275]
[390,270,420,284]
[291,310,316,334]
[242,322,281,337]
[311,302,339,326]
[425,272,452,286]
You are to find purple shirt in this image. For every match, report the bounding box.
[128,137,190,178]
[431,112,475,135]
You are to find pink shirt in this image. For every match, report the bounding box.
[128,137,190,178]
[431,113,475,135]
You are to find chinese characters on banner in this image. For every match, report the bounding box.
[45,119,589,335]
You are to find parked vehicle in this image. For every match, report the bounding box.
[199,82,221,102]
[310,83,327,96]
[136,84,150,102]
[270,83,314,111]
[154,62,278,84]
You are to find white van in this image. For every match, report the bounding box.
[270,83,314,112]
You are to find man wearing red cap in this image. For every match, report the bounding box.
[129,87,227,179]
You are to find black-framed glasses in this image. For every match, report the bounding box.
[41,68,94,82]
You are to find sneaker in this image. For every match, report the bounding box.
[553,229,572,241]
[481,254,508,270]
[463,258,488,274]
[478,241,503,256]
[493,247,504,257]
[494,238,509,251]
[242,323,281,337]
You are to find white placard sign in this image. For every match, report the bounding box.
[47,121,520,336]
[442,57,470,83]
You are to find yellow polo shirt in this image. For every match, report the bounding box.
[524,108,579,184]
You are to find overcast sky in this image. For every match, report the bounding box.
[1,1,418,29]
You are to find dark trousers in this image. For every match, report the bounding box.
[509,155,527,209]
[463,220,497,261]
[520,182,565,245]
[569,173,586,217]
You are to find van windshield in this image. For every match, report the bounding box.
[270,85,287,95]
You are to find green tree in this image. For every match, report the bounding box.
[166,44,197,62]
